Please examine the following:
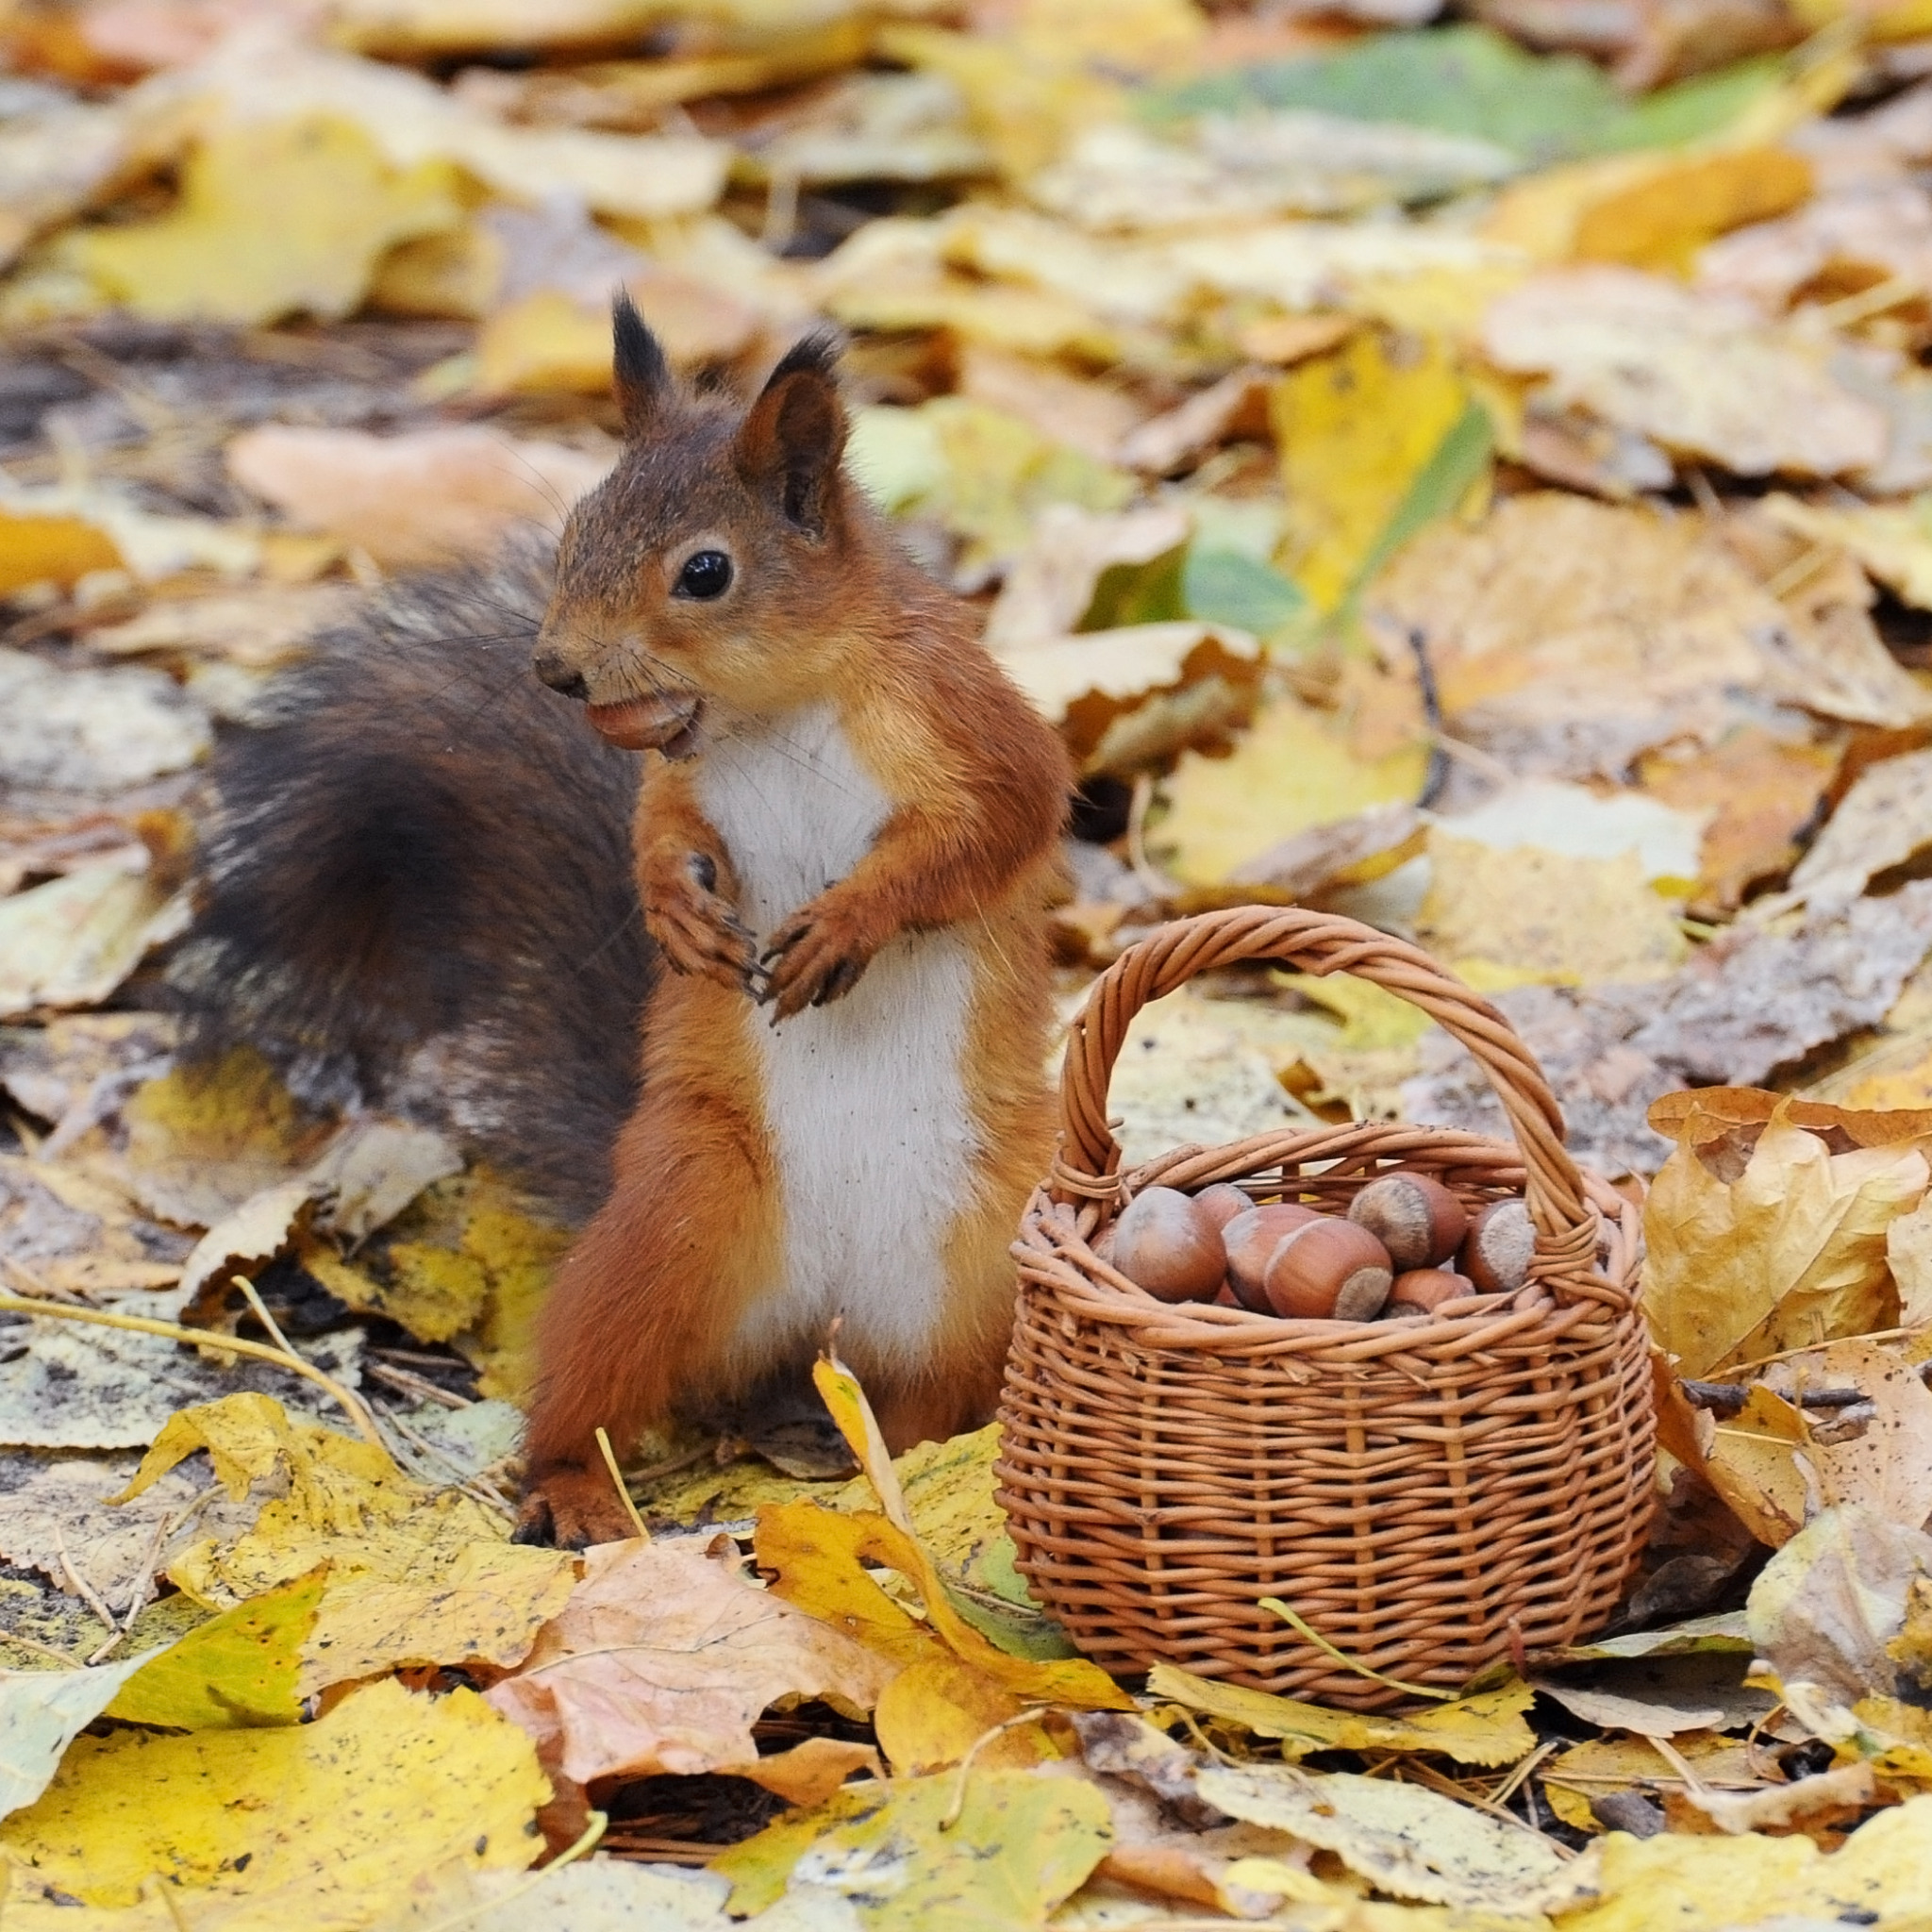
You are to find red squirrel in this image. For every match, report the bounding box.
[184,300,1069,1548]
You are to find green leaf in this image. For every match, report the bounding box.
[1147,25,1781,166]
[1182,545,1307,635]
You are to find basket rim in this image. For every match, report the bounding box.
[1050,907,1607,1308]
[1014,1120,1642,1357]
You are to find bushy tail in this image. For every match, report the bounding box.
[172,551,650,1220]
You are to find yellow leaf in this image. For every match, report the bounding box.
[1151,693,1427,889]
[0,1678,545,1914]
[107,1048,337,1231]
[1702,1382,1813,1548]
[1147,1664,1538,1767]
[1556,1790,1932,1932]
[104,1568,324,1731]
[1573,147,1813,275]
[711,1768,1113,1926]
[755,1497,1128,1774]
[1418,831,1689,988]
[113,1391,397,1524]
[874,23,1122,181]
[1543,1729,1761,1834]
[1766,493,1932,612]
[0,512,122,596]
[386,1174,573,1400]
[1643,1102,1926,1379]
[115,1394,575,1694]
[474,275,758,397]
[1272,330,1469,614]
[68,116,459,325]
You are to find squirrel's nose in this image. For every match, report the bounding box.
[533,648,589,700]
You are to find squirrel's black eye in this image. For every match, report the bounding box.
[674,551,733,600]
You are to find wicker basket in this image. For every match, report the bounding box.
[996,907,1655,1708]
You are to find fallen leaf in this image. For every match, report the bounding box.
[0,1649,160,1822]
[1542,1728,1768,1834]
[1194,1760,1569,1907]
[118,1394,575,1693]
[103,1566,322,1730]
[1638,725,1842,912]
[486,1536,893,1794]
[1767,493,1932,611]
[712,1769,1113,1928]
[1555,1788,1932,1930]
[0,647,211,791]
[0,512,123,596]
[1533,1682,1725,1737]
[1785,745,1932,910]
[1149,1663,1538,1765]
[1272,328,1474,612]
[1152,691,1428,888]
[67,115,459,325]
[226,425,609,570]
[1643,1098,1927,1378]
[303,1118,464,1245]
[984,502,1191,651]
[1483,266,1887,476]
[113,1048,338,1229]
[1404,886,1932,1177]
[1373,491,1925,782]
[176,1178,314,1312]
[0,866,178,1021]
[0,1676,545,1912]
[1417,830,1690,986]
[1572,145,1814,273]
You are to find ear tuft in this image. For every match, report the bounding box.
[611,291,671,437]
[734,333,848,540]
[766,328,844,387]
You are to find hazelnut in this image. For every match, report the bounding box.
[1223,1203,1320,1310]
[1461,1198,1536,1296]
[1384,1268,1473,1318]
[1193,1182,1253,1232]
[1347,1173,1467,1272]
[1264,1218,1393,1322]
[1110,1186,1226,1303]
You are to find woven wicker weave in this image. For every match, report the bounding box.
[996,907,1655,1707]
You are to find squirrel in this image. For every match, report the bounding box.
[180,297,1071,1547]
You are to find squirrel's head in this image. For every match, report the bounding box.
[534,295,861,756]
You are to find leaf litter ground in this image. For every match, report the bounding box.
[11,0,1932,1923]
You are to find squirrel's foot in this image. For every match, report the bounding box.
[646,853,764,996]
[760,896,879,1020]
[513,1463,641,1550]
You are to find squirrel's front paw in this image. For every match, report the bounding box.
[760,896,880,1021]
[645,853,762,996]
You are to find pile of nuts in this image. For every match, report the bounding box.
[1096,1172,1536,1323]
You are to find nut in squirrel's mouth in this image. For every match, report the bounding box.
[584,694,704,758]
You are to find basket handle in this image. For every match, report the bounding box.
[1052,907,1608,1309]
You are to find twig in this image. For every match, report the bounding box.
[0,1291,387,1451]
[0,1629,83,1669]
[54,1524,118,1642]
[595,1426,650,1542]
[364,1359,471,1409]
[1260,1597,1455,1701]
[1397,1757,1573,1857]
[1680,1378,1870,1414]
[1488,1737,1558,1808]
[1648,1733,1713,1798]
[88,1510,171,1664]
[1125,773,1179,902]
[378,1403,514,1521]
[939,1708,1050,1830]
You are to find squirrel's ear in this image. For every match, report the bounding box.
[611,292,671,437]
[734,332,847,540]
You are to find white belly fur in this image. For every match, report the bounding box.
[695,703,981,1375]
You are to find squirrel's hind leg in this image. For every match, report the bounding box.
[517,987,779,1547]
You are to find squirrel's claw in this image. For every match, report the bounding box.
[760,904,876,1020]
